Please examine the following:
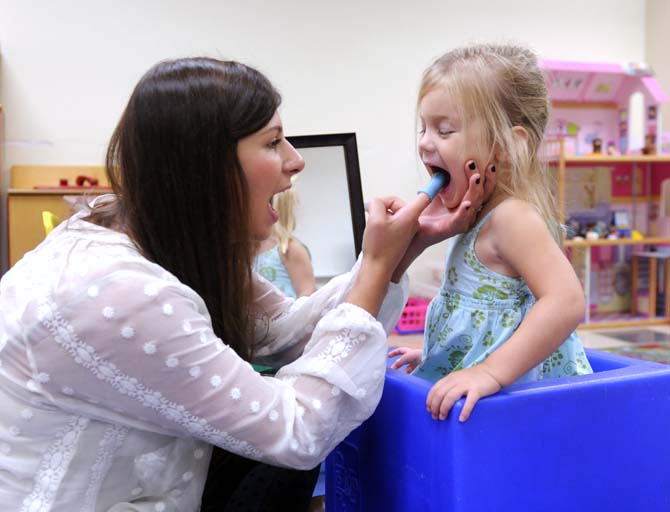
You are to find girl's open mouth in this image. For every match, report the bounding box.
[430,166,451,188]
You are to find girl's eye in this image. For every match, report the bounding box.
[438,129,454,136]
[269,138,281,148]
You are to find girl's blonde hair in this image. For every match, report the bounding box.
[272,188,298,254]
[419,43,560,242]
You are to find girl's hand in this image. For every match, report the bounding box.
[426,362,502,422]
[388,347,422,373]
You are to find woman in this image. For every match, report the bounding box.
[0,57,490,511]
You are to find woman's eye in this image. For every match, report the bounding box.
[269,138,281,148]
[438,129,454,136]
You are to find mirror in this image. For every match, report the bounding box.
[286,133,365,284]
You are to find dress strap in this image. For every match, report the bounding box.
[471,209,496,234]
[463,208,498,252]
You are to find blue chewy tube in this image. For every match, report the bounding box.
[417,171,449,201]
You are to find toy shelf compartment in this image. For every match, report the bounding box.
[393,297,430,335]
[326,349,670,512]
[548,145,670,328]
[564,239,670,328]
[546,147,670,225]
[7,165,110,268]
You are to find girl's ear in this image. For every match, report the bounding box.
[494,126,528,165]
[512,125,529,140]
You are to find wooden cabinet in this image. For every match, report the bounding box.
[7,165,109,267]
[550,141,670,328]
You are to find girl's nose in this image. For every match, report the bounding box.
[418,131,436,155]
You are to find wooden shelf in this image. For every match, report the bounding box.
[8,188,112,195]
[564,155,670,164]
[564,237,670,248]
[549,138,670,328]
[578,317,670,329]
[7,166,110,268]
[547,154,670,165]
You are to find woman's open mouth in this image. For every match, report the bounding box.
[268,197,279,223]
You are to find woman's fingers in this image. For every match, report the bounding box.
[461,166,483,208]
[372,196,408,215]
[482,163,497,203]
[396,192,432,222]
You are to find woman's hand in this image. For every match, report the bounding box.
[361,195,428,271]
[425,362,502,422]
[346,194,430,316]
[388,347,422,373]
[416,160,497,250]
[391,160,496,282]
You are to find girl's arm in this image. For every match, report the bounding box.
[281,239,316,297]
[427,200,585,422]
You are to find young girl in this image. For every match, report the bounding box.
[253,188,316,298]
[390,43,592,423]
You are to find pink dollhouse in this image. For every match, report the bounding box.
[541,60,670,326]
[541,59,670,238]
[541,59,667,156]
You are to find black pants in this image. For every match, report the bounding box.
[200,446,321,512]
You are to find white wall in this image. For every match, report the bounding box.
[647,0,670,139]
[0,0,647,282]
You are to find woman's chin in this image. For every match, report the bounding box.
[253,223,275,241]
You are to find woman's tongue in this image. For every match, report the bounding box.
[268,200,279,223]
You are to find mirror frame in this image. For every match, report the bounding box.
[286,132,365,257]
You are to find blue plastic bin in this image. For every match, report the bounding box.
[325,349,670,511]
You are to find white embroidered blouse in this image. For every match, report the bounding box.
[0,210,408,512]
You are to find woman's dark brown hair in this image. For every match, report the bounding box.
[88,57,281,360]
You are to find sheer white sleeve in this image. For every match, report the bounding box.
[25,262,407,470]
[251,257,409,367]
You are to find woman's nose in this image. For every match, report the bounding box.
[284,142,305,175]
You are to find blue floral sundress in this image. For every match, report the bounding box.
[414,208,592,383]
[253,245,297,298]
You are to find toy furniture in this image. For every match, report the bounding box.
[394,297,430,335]
[7,165,110,267]
[326,349,670,511]
[631,250,670,318]
[542,61,670,328]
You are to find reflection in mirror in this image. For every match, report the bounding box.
[286,133,365,285]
